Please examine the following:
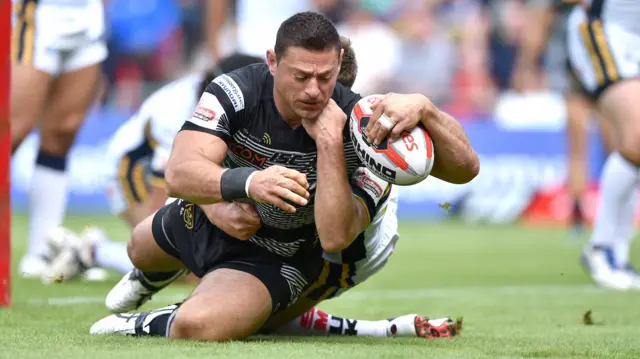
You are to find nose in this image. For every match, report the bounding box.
[304,78,320,100]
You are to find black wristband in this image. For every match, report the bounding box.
[220,168,257,201]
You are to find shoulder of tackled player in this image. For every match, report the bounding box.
[332,81,362,117]
[205,63,267,116]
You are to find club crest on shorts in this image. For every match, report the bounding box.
[183,203,194,229]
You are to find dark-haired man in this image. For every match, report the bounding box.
[90,11,478,341]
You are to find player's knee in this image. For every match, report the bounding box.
[11,114,38,152]
[127,224,152,270]
[40,115,84,155]
[617,129,640,166]
[170,307,249,341]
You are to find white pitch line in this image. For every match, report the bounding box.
[24,284,608,307]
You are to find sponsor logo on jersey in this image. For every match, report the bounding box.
[270,152,316,167]
[213,74,245,112]
[350,131,397,182]
[228,140,318,169]
[354,168,384,200]
[188,93,227,131]
[228,142,268,167]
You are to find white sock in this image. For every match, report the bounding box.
[590,152,639,267]
[27,152,68,259]
[274,308,389,337]
[613,186,638,268]
[93,241,133,274]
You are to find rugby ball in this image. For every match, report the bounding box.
[350,95,435,186]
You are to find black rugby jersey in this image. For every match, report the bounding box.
[181,63,389,261]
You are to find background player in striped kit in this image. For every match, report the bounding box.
[511,0,619,236]
[566,0,640,289]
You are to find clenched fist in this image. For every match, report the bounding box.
[201,202,261,240]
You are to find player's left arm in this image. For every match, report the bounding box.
[366,93,480,184]
[303,100,368,253]
[315,136,370,253]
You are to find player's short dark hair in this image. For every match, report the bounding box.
[199,53,265,94]
[274,11,341,62]
[337,36,357,88]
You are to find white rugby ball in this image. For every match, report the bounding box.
[350,95,435,186]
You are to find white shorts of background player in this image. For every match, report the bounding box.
[566,6,640,98]
[12,0,107,75]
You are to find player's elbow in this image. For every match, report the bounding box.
[321,238,350,253]
[459,153,480,184]
[446,152,480,185]
[164,164,182,198]
[320,228,359,254]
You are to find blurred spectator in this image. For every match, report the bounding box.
[510,0,558,92]
[234,0,324,58]
[180,0,207,65]
[386,1,457,107]
[95,0,573,122]
[451,0,497,118]
[482,0,528,91]
[315,0,350,24]
[103,0,183,109]
[338,0,402,95]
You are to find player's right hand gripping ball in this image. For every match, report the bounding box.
[350,95,435,185]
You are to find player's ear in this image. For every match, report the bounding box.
[266,50,278,76]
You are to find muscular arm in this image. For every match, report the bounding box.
[420,100,480,184]
[164,130,229,204]
[314,137,369,253]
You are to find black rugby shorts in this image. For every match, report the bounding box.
[151,199,318,313]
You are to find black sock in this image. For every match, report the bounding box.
[148,313,172,336]
[145,303,182,337]
[570,197,583,227]
[135,268,186,289]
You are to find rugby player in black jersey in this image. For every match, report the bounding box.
[89,11,479,341]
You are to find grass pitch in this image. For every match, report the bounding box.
[2,215,640,359]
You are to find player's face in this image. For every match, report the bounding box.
[272,46,341,120]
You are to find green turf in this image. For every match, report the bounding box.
[2,215,640,359]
